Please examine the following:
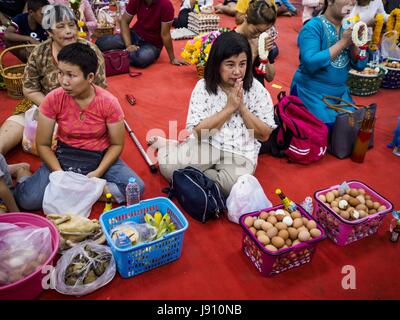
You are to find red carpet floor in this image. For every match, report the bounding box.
[0,1,399,300]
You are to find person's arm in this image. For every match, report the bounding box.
[4,24,39,44]
[82,0,97,32]
[36,112,62,172]
[161,21,190,65]
[120,11,139,52]
[0,179,19,212]
[240,105,273,142]
[87,120,125,178]
[22,46,46,105]
[302,0,321,7]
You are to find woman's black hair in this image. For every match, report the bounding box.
[204,31,253,95]
[57,42,98,78]
[321,0,329,14]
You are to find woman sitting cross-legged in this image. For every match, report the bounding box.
[14,42,144,211]
[148,31,276,195]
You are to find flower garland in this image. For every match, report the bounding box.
[70,0,87,38]
[255,32,269,75]
[386,8,400,44]
[369,13,384,52]
[352,21,368,47]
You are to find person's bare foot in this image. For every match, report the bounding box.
[8,162,30,177]
[147,136,178,150]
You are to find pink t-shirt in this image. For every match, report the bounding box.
[40,86,124,151]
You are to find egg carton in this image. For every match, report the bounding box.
[171,28,197,40]
[188,12,220,23]
[188,25,219,34]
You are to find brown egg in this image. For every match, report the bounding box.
[369,209,377,215]
[261,221,274,231]
[244,216,254,227]
[310,228,322,238]
[253,219,264,230]
[358,188,366,195]
[356,195,366,204]
[332,207,340,214]
[298,230,311,242]
[293,218,304,229]
[278,229,289,240]
[276,214,285,222]
[266,227,278,238]
[307,220,317,230]
[267,215,278,225]
[302,217,309,225]
[332,189,339,197]
[275,222,288,230]
[326,191,335,203]
[342,194,351,201]
[365,199,374,209]
[271,236,285,248]
[359,210,368,218]
[340,211,350,220]
[373,202,381,210]
[292,239,301,246]
[257,234,270,245]
[377,205,387,212]
[256,230,267,237]
[331,200,339,208]
[249,227,257,235]
[259,211,269,220]
[291,211,302,219]
[349,197,361,207]
[288,227,298,240]
[318,194,326,202]
[349,188,359,197]
[297,226,308,234]
[285,238,292,247]
[365,195,372,201]
[265,245,278,252]
[356,204,367,212]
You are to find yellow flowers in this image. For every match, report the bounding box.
[77,30,87,38]
[181,36,203,65]
[78,20,85,28]
[370,14,384,51]
[386,8,400,43]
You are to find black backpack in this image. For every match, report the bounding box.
[164,166,227,223]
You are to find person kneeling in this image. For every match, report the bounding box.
[148,31,276,195]
[15,42,144,211]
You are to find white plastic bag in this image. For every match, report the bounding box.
[0,223,52,286]
[43,171,107,217]
[54,241,116,296]
[381,31,400,60]
[226,174,272,224]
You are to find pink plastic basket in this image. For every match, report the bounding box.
[239,204,326,277]
[0,213,60,300]
[313,180,393,246]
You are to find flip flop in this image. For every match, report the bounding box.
[129,71,142,77]
[126,94,136,105]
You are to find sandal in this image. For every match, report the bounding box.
[126,94,136,105]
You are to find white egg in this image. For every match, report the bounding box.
[275,209,285,216]
[282,216,293,227]
[338,199,348,210]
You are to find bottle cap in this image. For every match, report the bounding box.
[106,193,112,199]
[275,189,282,195]
[129,177,136,183]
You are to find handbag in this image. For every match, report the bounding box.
[103,49,130,76]
[323,96,377,159]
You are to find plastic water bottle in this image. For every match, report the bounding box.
[115,231,131,248]
[126,177,140,206]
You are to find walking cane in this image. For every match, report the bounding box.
[124,120,158,174]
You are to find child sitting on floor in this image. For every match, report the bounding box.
[4,0,49,62]
[0,154,32,213]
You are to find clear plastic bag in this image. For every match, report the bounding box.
[54,241,116,296]
[0,222,52,286]
[110,222,157,247]
[227,174,273,224]
[381,31,400,60]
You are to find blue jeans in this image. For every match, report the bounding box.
[96,30,161,68]
[275,0,297,12]
[14,159,145,211]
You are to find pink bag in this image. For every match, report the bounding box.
[275,92,328,165]
[103,49,130,76]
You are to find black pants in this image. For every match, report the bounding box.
[173,8,191,28]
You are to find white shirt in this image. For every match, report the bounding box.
[186,79,277,165]
[180,0,214,11]
[346,0,389,25]
[302,0,323,23]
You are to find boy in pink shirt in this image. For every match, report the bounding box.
[15,42,144,210]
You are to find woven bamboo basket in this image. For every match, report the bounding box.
[196,63,205,78]
[93,25,115,39]
[381,59,400,89]
[0,44,36,99]
[348,67,387,96]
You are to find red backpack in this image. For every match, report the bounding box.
[274,92,328,165]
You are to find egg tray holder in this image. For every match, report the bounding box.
[347,66,386,96]
[313,180,393,246]
[239,204,326,277]
[381,61,400,89]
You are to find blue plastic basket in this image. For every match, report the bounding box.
[99,197,189,278]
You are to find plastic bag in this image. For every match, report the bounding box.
[381,31,400,60]
[43,171,107,217]
[54,241,116,296]
[21,105,57,156]
[226,174,272,224]
[97,6,115,26]
[110,222,157,247]
[0,222,52,286]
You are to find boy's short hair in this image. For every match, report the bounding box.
[27,0,50,11]
[57,42,99,78]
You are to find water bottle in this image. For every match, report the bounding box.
[126,177,140,206]
[115,231,131,248]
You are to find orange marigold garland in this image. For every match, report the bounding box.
[369,13,384,51]
[386,8,400,44]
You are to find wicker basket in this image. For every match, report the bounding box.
[381,60,400,89]
[93,26,115,39]
[196,63,205,78]
[0,44,36,99]
[348,67,386,96]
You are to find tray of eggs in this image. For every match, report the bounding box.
[383,59,400,70]
[349,67,382,77]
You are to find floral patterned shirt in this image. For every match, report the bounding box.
[23,38,107,96]
[186,79,277,164]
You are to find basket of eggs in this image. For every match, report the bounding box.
[93,21,115,39]
[0,44,36,99]
[314,180,393,246]
[381,58,400,89]
[347,65,386,96]
[239,204,326,277]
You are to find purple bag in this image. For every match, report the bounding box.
[275,92,328,165]
[103,49,130,76]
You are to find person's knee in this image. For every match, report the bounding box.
[130,49,159,68]
[14,181,44,211]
